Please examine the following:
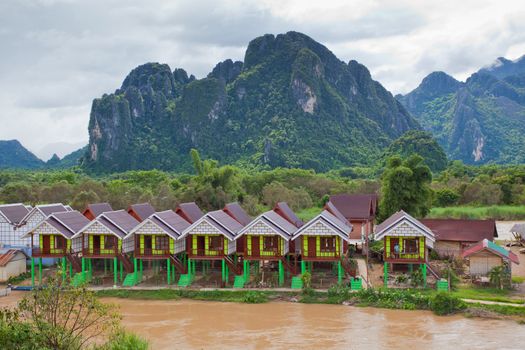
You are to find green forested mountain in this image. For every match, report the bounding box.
[0,140,44,169]
[85,31,418,173]
[397,55,525,164]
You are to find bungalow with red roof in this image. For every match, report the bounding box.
[123,210,191,285]
[0,248,28,282]
[83,203,113,221]
[127,203,156,222]
[73,210,139,286]
[20,211,89,286]
[0,203,31,248]
[421,219,498,258]
[291,209,353,288]
[327,194,378,248]
[234,202,302,287]
[178,203,249,287]
[375,210,435,287]
[462,239,519,279]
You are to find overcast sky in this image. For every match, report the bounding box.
[1,0,525,160]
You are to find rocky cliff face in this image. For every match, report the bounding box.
[85,31,419,172]
[398,56,525,164]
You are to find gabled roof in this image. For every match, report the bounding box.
[292,210,352,242]
[421,219,498,242]
[274,202,303,228]
[462,239,519,265]
[127,210,190,239]
[23,210,90,239]
[127,203,155,221]
[175,202,204,223]
[375,210,435,245]
[0,203,30,224]
[236,209,299,240]
[181,209,244,240]
[223,202,252,226]
[75,210,139,239]
[328,194,378,220]
[83,203,113,218]
[0,249,28,266]
[19,203,71,225]
[324,201,351,227]
[510,223,525,239]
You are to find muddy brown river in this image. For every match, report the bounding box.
[1,292,522,349]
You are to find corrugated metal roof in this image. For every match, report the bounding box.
[175,202,204,223]
[101,210,140,238]
[0,249,27,266]
[421,219,498,242]
[374,210,435,245]
[462,239,520,264]
[128,203,155,221]
[154,210,191,234]
[274,202,303,227]
[293,210,352,241]
[85,203,113,217]
[208,210,244,236]
[0,203,30,224]
[224,202,252,226]
[329,194,378,220]
[39,204,70,216]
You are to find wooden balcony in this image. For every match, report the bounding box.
[188,248,226,259]
[82,247,118,258]
[32,247,67,258]
[384,251,425,263]
[134,248,171,259]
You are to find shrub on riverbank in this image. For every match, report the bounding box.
[429,292,467,315]
[355,288,430,311]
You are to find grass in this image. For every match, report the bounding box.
[428,205,525,220]
[512,276,525,284]
[296,207,322,221]
[450,286,524,305]
[96,289,275,303]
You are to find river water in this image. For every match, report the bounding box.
[1,292,522,349]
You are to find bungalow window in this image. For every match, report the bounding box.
[403,239,418,254]
[54,236,65,249]
[104,236,115,249]
[156,236,169,250]
[209,236,223,250]
[263,236,278,251]
[320,237,336,252]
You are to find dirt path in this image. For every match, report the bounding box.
[461,298,525,307]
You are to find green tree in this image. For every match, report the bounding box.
[378,154,432,221]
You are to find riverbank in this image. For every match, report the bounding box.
[94,287,525,323]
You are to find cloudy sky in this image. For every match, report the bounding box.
[1,0,525,160]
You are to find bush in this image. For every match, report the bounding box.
[429,292,466,315]
[355,288,430,310]
[442,267,460,290]
[242,291,268,304]
[301,271,314,296]
[99,330,149,350]
[434,188,460,207]
[327,284,351,303]
[409,269,424,288]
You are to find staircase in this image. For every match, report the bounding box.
[426,263,440,279]
[169,254,187,274]
[66,253,82,273]
[177,274,192,287]
[117,253,134,273]
[122,272,142,287]
[233,275,245,288]
[291,276,303,289]
[71,272,87,287]
[223,255,243,275]
[281,258,297,275]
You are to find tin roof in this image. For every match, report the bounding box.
[0,249,28,267]
[127,203,155,221]
[84,203,113,217]
[0,203,30,224]
[237,209,299,240]
[40,211,91,239]
[175,202,204,223]
[224,202,252,226]
[182,209,245,240]
[462,239,520,264]
[328,194,378,220]
[293,210,353,241]
[375,210,435,245]
[40,204,71,216]
[128,210,191,239]
[421,219,498,242]
[274,202,303,228]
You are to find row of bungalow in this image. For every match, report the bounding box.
[0,193,519,288]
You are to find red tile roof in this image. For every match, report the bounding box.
[328,194,378,220]
[421,219,498,242]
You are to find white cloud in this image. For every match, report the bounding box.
[0,0,524,156]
